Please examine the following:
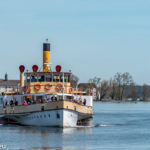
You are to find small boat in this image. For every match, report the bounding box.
[0,41,93,127]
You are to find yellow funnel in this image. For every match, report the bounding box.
[43,43,50,72]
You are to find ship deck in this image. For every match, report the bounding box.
[0,100,93,115]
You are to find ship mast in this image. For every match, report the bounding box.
[62,72,65,100]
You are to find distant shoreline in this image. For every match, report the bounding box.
[94,100,150,102]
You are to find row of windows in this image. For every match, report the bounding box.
[26,113,60,119]
[26,74,71,83]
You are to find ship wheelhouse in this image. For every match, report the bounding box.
[23,72,72,94]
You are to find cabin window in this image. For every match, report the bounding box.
[68,75,70,82]
[67,75,71,82]
[31,75,37,82]
[64,75,67,82]
[59,74,70,83]
[60,75,63,82]
[53,75,56,82]
[45,75,52,82]
[56,75,60,82]
[64,75,70,82]
[38,75,45,82]
[27,76,31,83]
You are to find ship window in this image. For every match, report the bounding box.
[56,75,60,82]
[59,74,70,83]
[46,75,52,82]
[67,75,70,82]
[60,75,63,82]
[53,75,56,82]
[64,75,69,82]
[44,115,46,118]
[41,106,44,111]
[48,114,50,118]
[31,76,37,82]
[27,76,31,83]
[38,75,45,82]
[68,75,70,82]
[64,75,67,82]
[56,113,60,119]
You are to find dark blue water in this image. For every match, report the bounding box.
[1,102,150,150]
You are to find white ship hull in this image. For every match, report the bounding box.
[2,109,80,127]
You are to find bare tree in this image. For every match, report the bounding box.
[121,72,133,100]
[142,84,150,101]
[128,83,138,101]
[89,77,101,88]
[114,72,133,100]
[100,80,110,101]
[114,72,123,100]
[87,72,134,101]
[109,79,118,100]
[70,74,79,88]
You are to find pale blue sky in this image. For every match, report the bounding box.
[0,0,150,84]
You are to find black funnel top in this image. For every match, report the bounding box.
[43,43,50,51]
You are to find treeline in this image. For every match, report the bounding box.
[88,72,150,101]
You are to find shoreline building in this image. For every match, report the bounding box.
[0,73,19,94]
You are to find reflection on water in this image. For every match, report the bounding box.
[18,126,63,135]
[20,146,61,150]
[16,125,92,135]
[0,122,93,150]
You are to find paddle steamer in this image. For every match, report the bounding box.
[0,42,93,127]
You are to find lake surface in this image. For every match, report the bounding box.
[1,102,150,150]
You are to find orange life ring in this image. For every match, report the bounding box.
[45,84,52,90]
[56,83,63,92]
[34,83,41,91]
[69,87,74,94]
